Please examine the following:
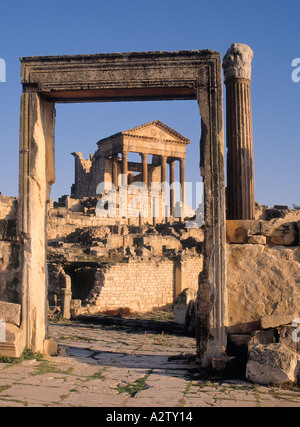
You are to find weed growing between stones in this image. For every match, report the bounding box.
[115,368,153,397]
[0,347,43,365]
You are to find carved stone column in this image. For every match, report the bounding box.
[112,154,118,189]
[169,160,175,216]
[160,155,167,184]
[223,43,255,220]
[141,153,148,186]
[160,155,168,218]
[180,157,186,220]
[61,273,72,320]
[122,151,128,183]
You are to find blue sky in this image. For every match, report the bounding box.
[0,0,299,207]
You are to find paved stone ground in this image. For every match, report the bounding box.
[0,321,299,408]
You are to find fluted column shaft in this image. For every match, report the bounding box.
[223,43,255,220]
[169,160,175,216]
[122,151,128,186]
[141,153,148,186]
[180,157,186,220]
[112,154,118,189]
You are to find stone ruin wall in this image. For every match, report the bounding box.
[0,195,18,220]
[0,191,299,331]
[81,256,203,314]
[47,191,171,242]
[45,201,300,326]
[0,197,21,305]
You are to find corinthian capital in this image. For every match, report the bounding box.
[223,43,253,81]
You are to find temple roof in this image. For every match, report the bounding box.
[97,120,190,146]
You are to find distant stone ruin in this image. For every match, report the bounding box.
[71,120,191,222]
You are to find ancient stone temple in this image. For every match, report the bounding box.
[71,121,190,219]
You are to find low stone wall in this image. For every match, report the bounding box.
[82,256,203,314]
[47,212,154,240]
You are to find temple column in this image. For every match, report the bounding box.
[169,159,175,216]
[180,157,186,220]
[112,154,118,189]
[141,153,148,186]
[223,43,255,220]
[160,155,167,184]
[160,155,168,218]
[122,151,128,186]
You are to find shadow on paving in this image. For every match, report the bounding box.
[50,319,189,338]
[49,321,201,380]
[59,345,197,373]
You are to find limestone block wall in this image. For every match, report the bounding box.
[226,219,300,334]
[142,235,182,256]
[85,259,175,313]
[46,210,170,240]
[0,241,21,303]
[182,257,203,290]
[82,256,203,314]
[0,196,18,220]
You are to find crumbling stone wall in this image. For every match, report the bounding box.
[183,257,203,290]
[85,259,176,313]
[0,241,21,303]
[0,219,21,304]
[0,196,18,220]
[79,255,203,314]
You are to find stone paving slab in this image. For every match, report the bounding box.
[0,321,299,408]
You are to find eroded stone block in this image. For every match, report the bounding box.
[226,220,261,243]
[246,344,299,385]
[0,323,23,357]
[260,221,298,246]
[261,314,297,329]
[248,235,266,245]
[249,330,275,348]
[0,301,21,327]
[269,222,298,246]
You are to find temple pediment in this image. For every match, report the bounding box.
[98,120,190,146]
[122,121,190,144]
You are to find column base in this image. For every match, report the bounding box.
[44,338,58,356]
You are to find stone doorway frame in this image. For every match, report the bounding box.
[18,50,227,365]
